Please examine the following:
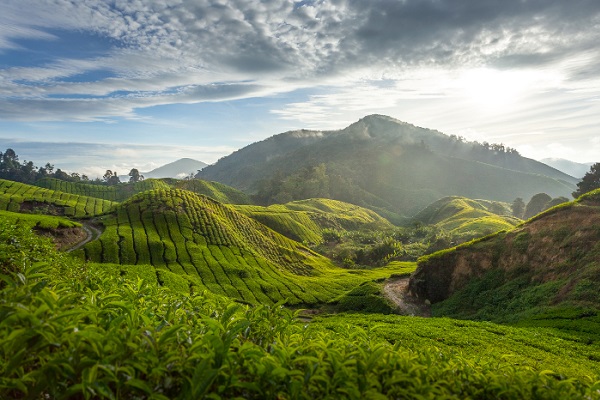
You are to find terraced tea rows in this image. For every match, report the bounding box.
[35,177,171,202]
[0,179,116,217]
[174,178,253,204]
[413,196,520,239]
[0,210,81,230]
[77,189,407,305]
[236,198,393,244]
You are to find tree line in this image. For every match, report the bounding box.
[0,148,144,185]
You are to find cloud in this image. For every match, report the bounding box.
[0,0,599,123]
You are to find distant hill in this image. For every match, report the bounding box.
[412,196,520,242]
[235,198,393,244]
[540,158,593,178]
[143,158,208,179]
[409,189,600,323]
[198,115,577,219]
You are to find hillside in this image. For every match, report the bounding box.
[198,115,577,217]
[408,189,600,323]
[235,198,393,244]
[0,179,116,218]
[173,178,253,204]
[35,177,171,202]
[413,196,520,241]
[2,220,600,398]
[75,188,405,305]
[35,177,250,204]
[143,157,208,179]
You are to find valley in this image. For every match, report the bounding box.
[1,123,599,398]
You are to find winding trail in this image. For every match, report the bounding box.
[383,277,431,317]
[67,223,102,252]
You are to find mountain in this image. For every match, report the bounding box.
[198,115,577,218]
[143,158,208,179]
[409,188,600,323]
[540,157,593,178]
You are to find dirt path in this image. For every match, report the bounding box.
[67,223,102,252]
[383,277,431,317]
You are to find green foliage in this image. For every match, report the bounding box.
[316,314,600,382]
[199,115,576,217]
[415,192,600,323]
[333,282,395,314]
[236,198,392,245]
[0,179,116,217]
[0,209,80,230]
[174,179,253,204]
[1,215,599,399]
[35,177,171,202]
[413,196,519,243]
[513,231,530,253]
[0,247,598,399]
[79,189,407,306]
[572,162,600,198]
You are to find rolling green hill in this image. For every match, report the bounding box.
[413,196,520,241]
[75,188,405,305]
[409,189,600,326]
[0,179,116,217]
[235,198,393,244]
[34,177,172,202]
[173,178,253,204]
[36,177,252,205]
[1,220,599,399]
[198,115,577,218]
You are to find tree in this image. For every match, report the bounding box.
[511,198,525,218]
[103,170,121,185]
[545,196,569,209]
[128,168,143,183]
[53,168,69,181]
[523,193,552,219]
[572,162,600,198]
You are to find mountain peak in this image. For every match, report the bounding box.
[144,158,208,179]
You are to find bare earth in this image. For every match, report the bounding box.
[67,223,102,252]
[383,277,431,317]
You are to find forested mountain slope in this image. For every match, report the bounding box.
[198,115,576,217]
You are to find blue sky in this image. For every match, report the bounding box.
[1,0,599,177]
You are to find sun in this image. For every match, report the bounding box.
[458,68,530,110]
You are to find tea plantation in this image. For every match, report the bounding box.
[1,221,599,399]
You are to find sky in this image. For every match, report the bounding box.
[1,0,599,178]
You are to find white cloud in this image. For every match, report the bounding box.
[0,0,599,122]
